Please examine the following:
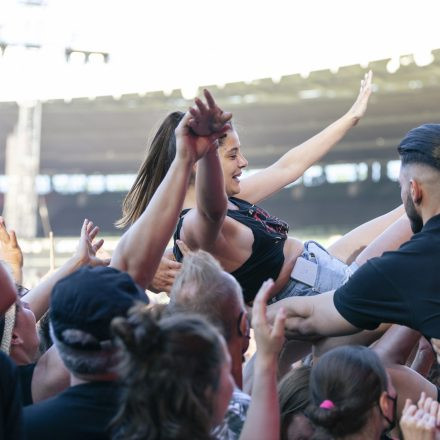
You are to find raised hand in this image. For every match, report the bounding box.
[73,219,110,267]
[188,89,232,136]
[0,216,23,284]
[252,279,286,361]
[175,91,233,163]
[400,395,440,440]
[346,70,373,125]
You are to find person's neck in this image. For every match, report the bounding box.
[422,204,440,225]
[337,424,383,440]
[70,371,117,387]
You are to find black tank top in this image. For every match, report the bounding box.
[173,197,289,303]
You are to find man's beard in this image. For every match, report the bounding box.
[405,194,423,233]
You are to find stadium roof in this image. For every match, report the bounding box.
[1,51,440,174]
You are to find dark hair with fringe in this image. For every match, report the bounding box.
[398,124,440,171]
[111,305,225,440]
[306,346,388,439]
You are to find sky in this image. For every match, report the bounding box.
[1,0,440,101]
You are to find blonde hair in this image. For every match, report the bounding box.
[169,251,242,341]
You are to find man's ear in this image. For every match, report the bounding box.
[11,331,23,346]
[410,179,423,205]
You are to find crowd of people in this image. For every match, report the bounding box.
[1,72,440,439]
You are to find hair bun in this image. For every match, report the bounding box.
[307,405,345,430]
[112,305,163,360]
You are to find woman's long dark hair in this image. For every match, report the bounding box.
[116,112,184,229]
[306,345,388,439]
[111,305,225,440]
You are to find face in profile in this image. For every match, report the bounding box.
[218,130,249,197]
[399,167,423,233]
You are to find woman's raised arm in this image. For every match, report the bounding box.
[112,93,231,288]
[178,90,232,252]
[239,71,373,205]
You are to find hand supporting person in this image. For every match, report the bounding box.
[149,241,189,293]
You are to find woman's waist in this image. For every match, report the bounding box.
[271,237,304,297]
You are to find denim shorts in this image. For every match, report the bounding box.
[269,240,358,304]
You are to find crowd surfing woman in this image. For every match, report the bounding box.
[307,345,398,440]
[111,279,286,440]
[119,72,411,304]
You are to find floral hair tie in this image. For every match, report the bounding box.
[319,400,335,410]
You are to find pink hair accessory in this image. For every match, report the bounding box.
[319,400,335,410]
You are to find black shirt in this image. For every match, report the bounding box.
[0,352,23,440]
[174,197,289,303]
[23,381,119,440]
[334,214,440,338]
[17,363,36,406]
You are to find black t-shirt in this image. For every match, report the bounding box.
[17,363,36,406]
[0,352,23,440]
[23,381,119,440]
[334,214,440,339]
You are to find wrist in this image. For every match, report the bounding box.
[68,255,88,271]
[173,152,197,168]
[342,110,361,127]
[255,354,278,372]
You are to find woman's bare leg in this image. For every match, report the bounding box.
[354,214,412,266]
[327,205,410,264]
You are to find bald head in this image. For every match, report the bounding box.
[169,251,243,341]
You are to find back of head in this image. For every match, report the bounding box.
[117,111,185,229]
[111,305,224,440]
[307,345,387,438]
[398,124,440,171]
[50,266,148,377]
[168,251,242,341]
[278,365,312,440]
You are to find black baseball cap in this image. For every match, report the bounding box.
[50,266,148,350]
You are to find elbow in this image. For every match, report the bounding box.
[201,203,227,224]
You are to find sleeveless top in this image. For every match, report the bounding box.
[173,197,289,303]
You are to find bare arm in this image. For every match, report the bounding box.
[240,280,286,440]
[372,325,422,366]
[267,290,360,339]
[111,97,230,289]
[25,219,109,322]
[0,262,17,314]
[179,93,229,252]
[239,72,373,205]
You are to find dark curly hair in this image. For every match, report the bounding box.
[306,345,388,439]
[111,305,225,440]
